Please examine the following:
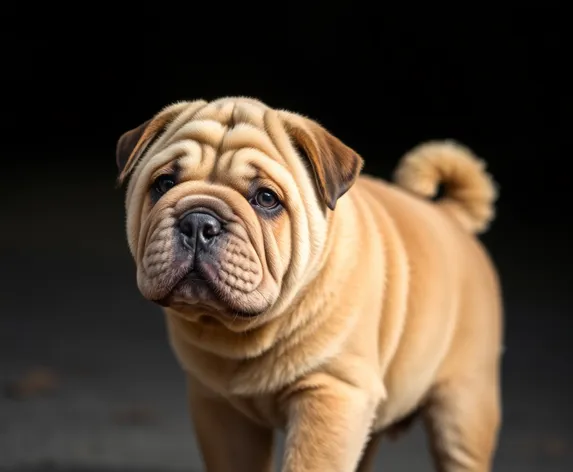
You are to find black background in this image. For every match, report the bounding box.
[1,6,571,471]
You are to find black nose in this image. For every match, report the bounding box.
[178,211,222,250]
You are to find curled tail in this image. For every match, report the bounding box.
[393,140,498,234]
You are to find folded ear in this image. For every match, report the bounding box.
[116,120,151,174]
[115,116,172,185]
[115,100,209,186]
[280,113,364,210]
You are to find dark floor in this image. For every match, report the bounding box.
[1,176,572,471]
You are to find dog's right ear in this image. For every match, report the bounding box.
[116,120,152,176]
[115,100,209,186]
[115,117,172,186]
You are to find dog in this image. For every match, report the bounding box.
[115,97,503,472]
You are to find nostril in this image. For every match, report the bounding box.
[180,233,195,250]
[202,220,221,239]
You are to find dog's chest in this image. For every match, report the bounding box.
[227,394,288,430]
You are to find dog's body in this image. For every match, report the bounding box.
[116,97,503,472]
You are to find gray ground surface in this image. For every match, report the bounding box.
[1,177,571,471]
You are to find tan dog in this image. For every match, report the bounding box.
[116,97,503,472]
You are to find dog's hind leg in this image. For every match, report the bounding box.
[422,371,501,472]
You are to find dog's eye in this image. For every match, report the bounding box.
[253,188,281,210]
[153,174,176,195]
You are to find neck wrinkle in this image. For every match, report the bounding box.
[270,202,348,343]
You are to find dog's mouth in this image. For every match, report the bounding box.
[152,262,216,305]
[152,263,263,318]
[184,268,207,283]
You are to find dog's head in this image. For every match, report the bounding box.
[116,97,363,329]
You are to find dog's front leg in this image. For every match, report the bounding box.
[187,375,275,472]
[281,372,379,472]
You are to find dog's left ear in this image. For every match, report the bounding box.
[281,113,364,210]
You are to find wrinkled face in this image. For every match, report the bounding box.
[116,98,362,327]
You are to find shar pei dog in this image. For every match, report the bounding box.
[115,97,503,472]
